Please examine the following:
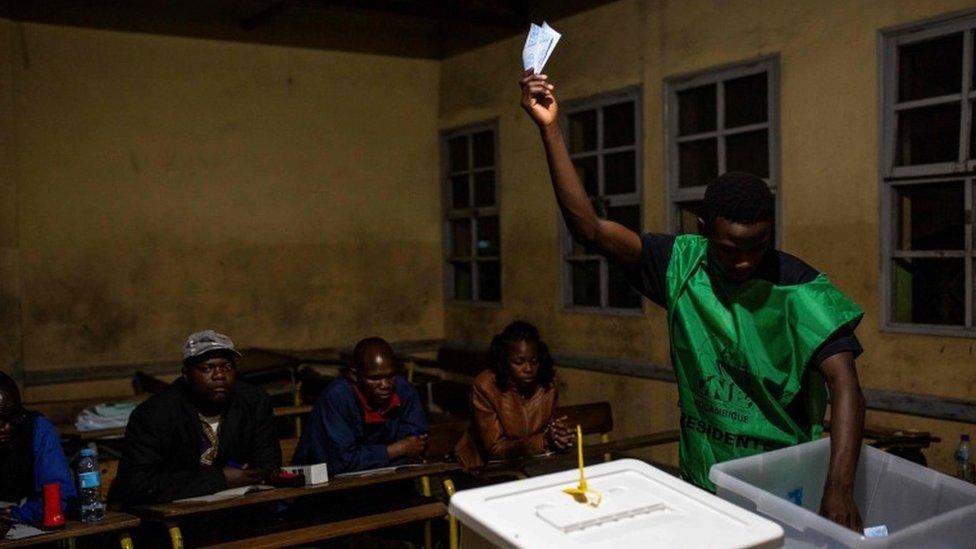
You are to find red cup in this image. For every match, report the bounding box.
[41,483,65,530]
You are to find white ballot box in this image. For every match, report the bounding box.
[449,459,784,549]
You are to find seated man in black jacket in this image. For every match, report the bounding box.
[111,330,281,507]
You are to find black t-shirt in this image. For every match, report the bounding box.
[627,233,862,370]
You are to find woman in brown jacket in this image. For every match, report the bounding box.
[455,321,574,469]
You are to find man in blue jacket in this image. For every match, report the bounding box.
[0,372,76,528]
[294,337,428,474]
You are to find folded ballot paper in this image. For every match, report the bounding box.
[522,22,561,74]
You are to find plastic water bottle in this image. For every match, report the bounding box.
[955,434,974,483]
[77,447,106,522]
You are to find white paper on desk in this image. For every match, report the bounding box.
[333,463,426,479]
[522,21,561,74]
[173,484,272,503]
[5,523,46,541]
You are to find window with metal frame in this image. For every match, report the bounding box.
[561,89,643,312]
[443,124,500,304]
[881,14,976,334]
[665,57,780,237]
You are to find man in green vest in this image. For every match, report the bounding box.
[519,70,865,531]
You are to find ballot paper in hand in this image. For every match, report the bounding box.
[522,21,561,74]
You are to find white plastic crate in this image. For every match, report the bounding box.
[449,458,784,548]
[709,437,976,548]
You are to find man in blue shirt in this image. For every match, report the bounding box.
[0,372,76,528]
[294,337,428,474]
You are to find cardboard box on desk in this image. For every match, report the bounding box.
[281,463,329,485]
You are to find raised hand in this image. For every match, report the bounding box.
[519,69,558,128]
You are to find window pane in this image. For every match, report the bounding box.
[898,33,963,103]
[450,219,472,257]
[568,110,598,153]
[608,262,642,308]
[452,262,473,301]
[476,216,500,256]
[678,84,717,135]
[473,171,495,207]
[603,101,635,148]
[570,260,601,307]
[679,138,718,188]
[472,131,494,168]
[895,103,961,166]
[971,102,976,160]
[607,204,640,233]
[604,151,636,195]
[725,129,769,178]
[677,201,703,234]
[451,174,470,208]
[573,157,599,196]
[892,258,964,326]
[724,73,768,128]
[448,136,468,172]
[477,261,501,302]
[894,182,964,251]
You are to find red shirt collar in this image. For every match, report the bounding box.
[351,382,401,424]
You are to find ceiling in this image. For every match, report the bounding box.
[3,0,617,58]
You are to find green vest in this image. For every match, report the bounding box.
[665,235,863,491]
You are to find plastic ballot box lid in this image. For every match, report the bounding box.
[449,459,784,549]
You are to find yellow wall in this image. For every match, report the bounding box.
[0,18,21,381]
[0,23,444,398]
[440,0,976,473]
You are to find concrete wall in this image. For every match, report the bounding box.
[439,0,976,473]
[0,23,443,399]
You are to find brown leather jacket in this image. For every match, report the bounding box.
[454,369,558,469]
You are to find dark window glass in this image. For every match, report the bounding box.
[608,262,642,308]
[898,33,963,103]
[678,84,717,136]
[472,131,494,168]
[679,138,718,188]
[570,260,601,307]
[725,130,769,178]
[568,110,598,153]
[476,216,500,256]
[677,201,703,234]
[895,103,961,165]
[892,258,964,325]
[971,103,976,159]
[604,151,636,195]
[448,136,468,172]
[894,182,964,251]
[451,175,470,208]
[450,219,472,257]
[724,73,768,128]
[452,262,473,301]
[477,261,501,302]
[603,102,635,148]
[473,171,495,207]
[607,204,640,233]
[573,157,599,196]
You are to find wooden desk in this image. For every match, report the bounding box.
[477,430,681,474]
[200,501,447,549]
[131,462,460,548]
[0,513,140,548]
[134,462,460,519]
[62,425,125,441]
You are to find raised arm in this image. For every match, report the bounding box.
[519,70,642,264]
[818,351,865,531]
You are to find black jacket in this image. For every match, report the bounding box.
[110,378,281,507]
